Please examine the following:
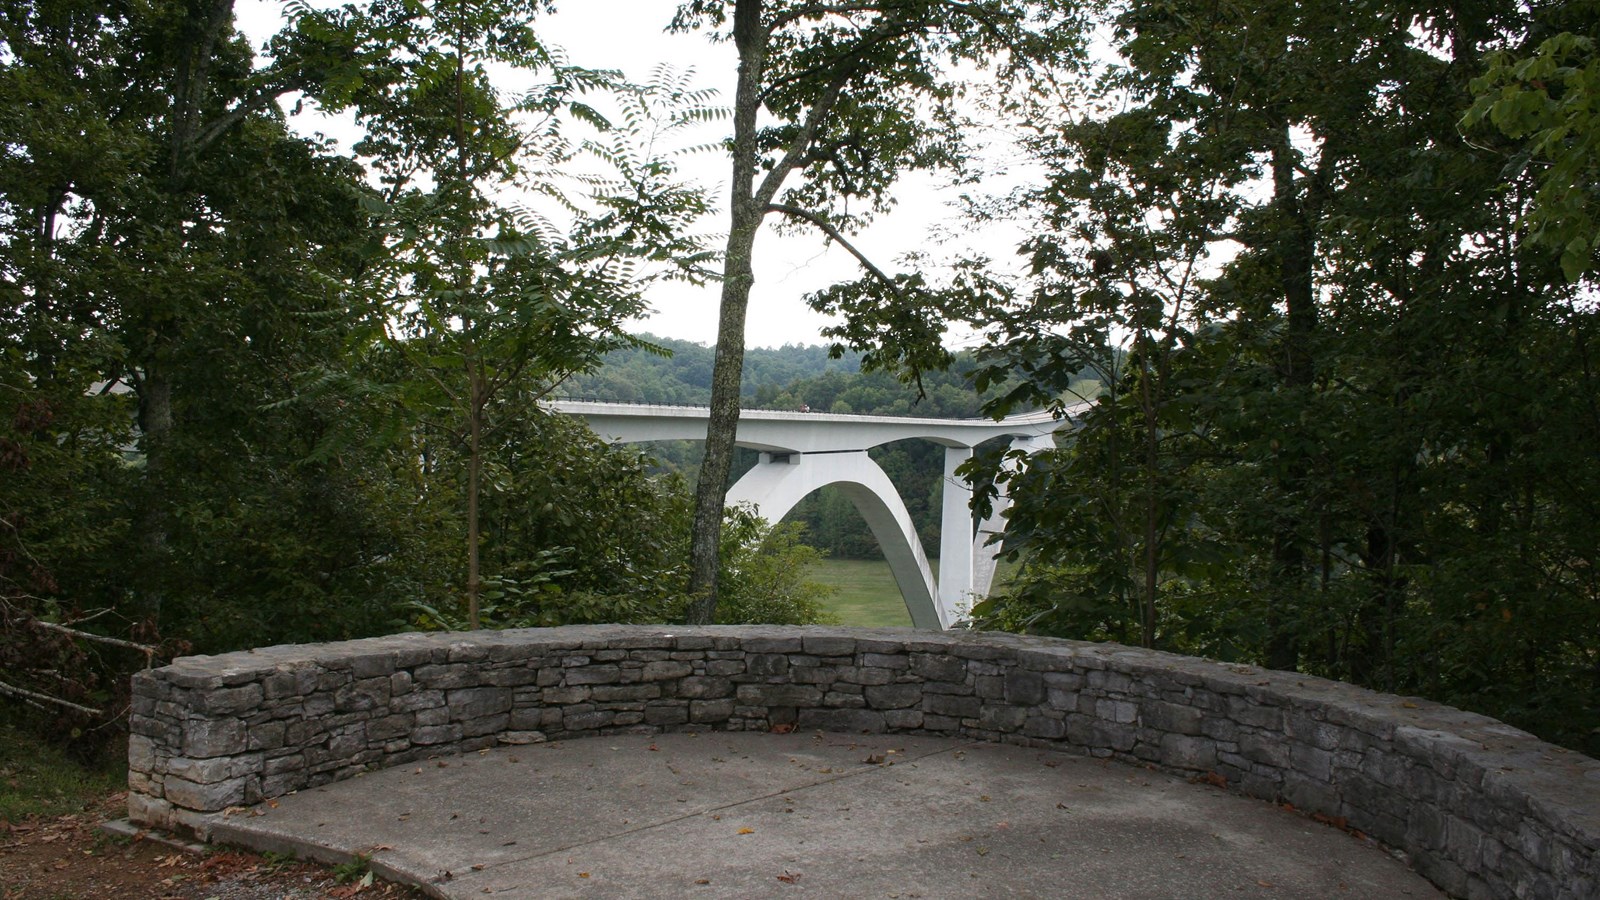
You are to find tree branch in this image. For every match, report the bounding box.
[0,679,101,716]
[765,202,898,287]
[31,620,159,659]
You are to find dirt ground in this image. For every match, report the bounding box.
[0,791,426,900]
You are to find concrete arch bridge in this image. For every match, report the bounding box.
[550,400,1084,629]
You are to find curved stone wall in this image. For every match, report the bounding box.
[128,626,1599,898]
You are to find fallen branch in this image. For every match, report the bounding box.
[32,620,158,660]
[0,679,102,716]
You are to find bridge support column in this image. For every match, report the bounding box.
[938,447,976,622]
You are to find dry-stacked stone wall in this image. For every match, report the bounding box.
[128,625,1599,898]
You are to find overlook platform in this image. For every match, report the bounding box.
[205,731,1441,899]
[128,626,1600,898]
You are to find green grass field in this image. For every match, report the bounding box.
[806,558,915,627]
[806,555,1021,627]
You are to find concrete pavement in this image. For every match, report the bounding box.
[208,732,1443,899]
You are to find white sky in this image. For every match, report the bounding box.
[235,0,1024,349]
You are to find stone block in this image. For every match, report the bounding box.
[128,734,156,773]
[746,654,789,676]
[565,665,623,685]
[823,692,867,709]
[1228,697,1283,731]
[1290,744,1333,783]
[593,684,662,702]
[923,694,981,719]
[1159,733,1217,771]
[415,664,477,689]
[335,678,389,712]
[1239,733,1291,769]
[163,775,246,812]
[801,635,857,657]
[798,708,885,733]
[564,710,616,732]
[909,654,967,684]
[979,706,1027,732]
[690,699,736,723]
[448,687,512,720]
[742,636,804,654]
[705,660,744,676]
[166,753,261,785]
[1094,699,1137,724]
[641,660,693,681]
[884,709,924,730]
[677,676,733,699]
[644,704,690,726]
[736,684,823,707]
[200,684,262,716]
[1023,716,1067,740]
[864,684,923,710]
[792,667,838,686]
[1142,701,1203,735]
[182,717,246,759]
[350,654,396,679]
[839,666,893,686]
[127,792,174,829]
[1004,670,1046,706]
[462,713,510,738]
[861,653,908,670]
[540,686,592,705]
[412,724,463,745]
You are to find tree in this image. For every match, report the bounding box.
[829,0,1600,751]
[0,0,398,729]
[1462,3,1600,281]
[671,0,1077,622]
[305,0,714,628]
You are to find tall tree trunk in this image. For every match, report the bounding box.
[685,0,766,624]
[1265,125,1317,672]
[133,0,235,627]
[1139,344,1159,649]
[467,364,484,629]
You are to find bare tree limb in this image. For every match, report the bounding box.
[766,202,899,288]
[32,620,158,659]
[0,679,101,716]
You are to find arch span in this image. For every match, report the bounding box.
[726,451,942,628]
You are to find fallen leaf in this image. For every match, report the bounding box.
[738,828,755,835]
[695,878,711,885]
[771,723,795,734]
[578,873,590,878]
[776,871,800,884]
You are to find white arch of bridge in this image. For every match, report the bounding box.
[550,400,1080,629]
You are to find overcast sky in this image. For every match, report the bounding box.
[235,1,1023,349]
